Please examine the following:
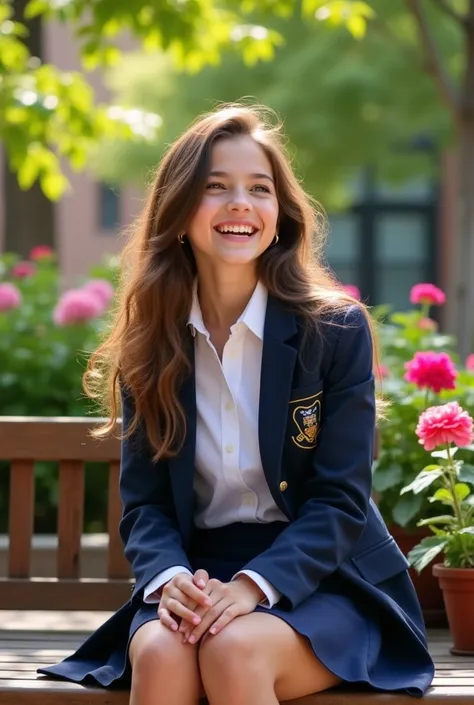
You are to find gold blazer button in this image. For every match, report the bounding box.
[279,481,288,492]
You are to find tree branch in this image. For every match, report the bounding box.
[430,0,465,24]
[406,0,460,119]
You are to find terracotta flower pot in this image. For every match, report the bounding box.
[433,564,474,655]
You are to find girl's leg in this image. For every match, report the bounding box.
[129,620,202,705]
[198,612,341,705]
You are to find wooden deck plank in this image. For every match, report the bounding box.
[0,627,472,703]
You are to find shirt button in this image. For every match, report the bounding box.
[225,444,234,454]
[279,481,288,492]
[243,492,255,506]
[225,401,233,412]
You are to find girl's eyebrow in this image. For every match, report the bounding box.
[209,170,274,183]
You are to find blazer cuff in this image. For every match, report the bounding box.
[143,565,192,604]
[232,569,281,608]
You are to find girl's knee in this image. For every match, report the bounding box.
[130,620,196,674]
[199,621,263,676]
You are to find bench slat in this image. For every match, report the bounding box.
[0,579,131,611]
[8,461,35,578]
[57,462,85,579]
[107,461,130,579]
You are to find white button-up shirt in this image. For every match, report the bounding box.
[143,281,287,607]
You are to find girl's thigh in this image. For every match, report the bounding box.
[199,612,341,701]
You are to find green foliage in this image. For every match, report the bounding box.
[403,450,474,570]
[0,248,118,533]
[373,303,474,531]
[93,3,455,208]
[0,2,162,199]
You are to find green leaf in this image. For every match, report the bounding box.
[459,464,474,485]
[401,468,444,495]
[459,527,474,536]
[455,483,471,502]
[407,536,448,573]
[372,464,402,492]
[40,172,69,200]
[417,515,455,527]
[430,488,454,506]
[432,448,458,460]
[392,493,422,527]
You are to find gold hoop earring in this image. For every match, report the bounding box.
[271,233,279,246]
[178,233,185,245]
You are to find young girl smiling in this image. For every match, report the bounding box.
[39,104,434,704]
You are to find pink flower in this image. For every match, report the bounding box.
[342,284,361,301]
[82,279,114,309]
[404,351,457,393]
[11,261,36,278]
[466,354,474,371]
[418,317,437,332]
[30,245,54,261]
[375,364,390,379]
[53,289,104,326]
[416,402,474,451]
[410,283,446,307]
[0,283,22,311]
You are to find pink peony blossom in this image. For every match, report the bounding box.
[30,245,54,261]
[404,351,457,393]
[11,261,36,278]
[0,283,22,311]
[416,402,474,451]
[418,317,437,332]
[82,279,114,309]
[342,284,361,301]
[410,283,446,307]
[53,289,104,326]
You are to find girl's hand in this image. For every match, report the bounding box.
[158,569,211,632]
[182,575,264,644]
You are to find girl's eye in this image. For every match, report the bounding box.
[252,184,271,193]
[206,182,225,189]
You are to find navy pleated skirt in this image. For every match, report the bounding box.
[37,521,434,697]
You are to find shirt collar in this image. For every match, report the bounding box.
[187,281,268,341]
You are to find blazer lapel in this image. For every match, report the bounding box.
[169,338,197,548]
[259,295,298,512]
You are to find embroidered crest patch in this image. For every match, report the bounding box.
[290,392,322,449]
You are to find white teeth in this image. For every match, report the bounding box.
[216,225,255,234]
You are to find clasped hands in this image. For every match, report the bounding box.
[157,569,265,644]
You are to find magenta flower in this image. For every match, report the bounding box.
[0,283,22,311]
[11,261,36,278]
[53,289,104,326]
[466,354,474,371]
[30,245,54,261]
[82,279,114,309]
[416,402,474,451]
[404,351,457,393]
[410,283,446,307]
[342,284,361,301]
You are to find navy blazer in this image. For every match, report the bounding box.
[119,295,413,612]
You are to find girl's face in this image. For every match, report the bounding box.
[185,135,279,272]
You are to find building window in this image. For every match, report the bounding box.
[98,183,121,231]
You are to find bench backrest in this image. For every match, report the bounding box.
[0,416,131,611]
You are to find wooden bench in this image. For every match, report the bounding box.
[0,416,473,704]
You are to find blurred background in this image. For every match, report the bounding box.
[1,1,474,621]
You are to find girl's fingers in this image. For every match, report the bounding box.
[157,606,179,632]
[207,604,240,636]
[193,568,209,590]
[163,598,202,626]
[186,597,230,644]
[176,577,213,608]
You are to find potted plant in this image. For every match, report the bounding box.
[401,401,474,654]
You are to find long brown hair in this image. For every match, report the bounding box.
[84,103,381,461]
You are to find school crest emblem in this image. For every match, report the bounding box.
[290,392,322,449]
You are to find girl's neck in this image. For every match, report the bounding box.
[196,267,258,332]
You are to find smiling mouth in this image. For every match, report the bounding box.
[214,224,259,237]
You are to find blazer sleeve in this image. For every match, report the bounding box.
[119,385,192,601]
[243,305,376,609]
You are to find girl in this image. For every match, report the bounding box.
[39,104,434,704]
